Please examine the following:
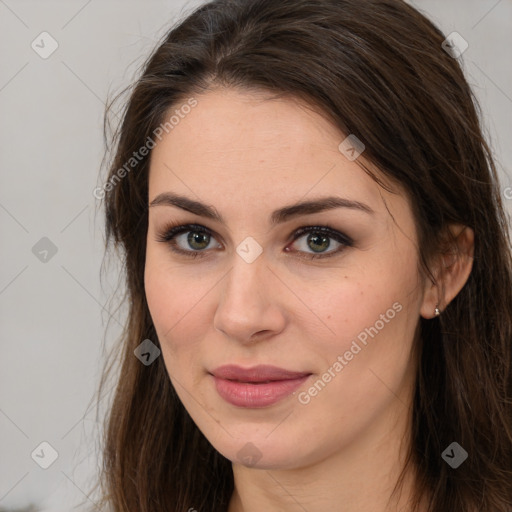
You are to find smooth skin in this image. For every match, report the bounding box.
[144,87,474,512]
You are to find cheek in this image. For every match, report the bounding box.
[315,260,416,345]
[144,253,215,373]
[145,240,197,326]
[310,246,421,381]
[291,279,418,446]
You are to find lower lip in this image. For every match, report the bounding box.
[212,374,311,408]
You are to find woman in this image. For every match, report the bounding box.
[96,0,512,510]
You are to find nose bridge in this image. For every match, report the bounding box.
[221,233,267,299]
[221,246,267,310]
[214,244,285,340]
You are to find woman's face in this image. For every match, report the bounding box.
[145,87,427,469]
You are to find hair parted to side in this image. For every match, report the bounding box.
[96,0,512,510]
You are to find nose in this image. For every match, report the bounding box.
[213,251,287,344]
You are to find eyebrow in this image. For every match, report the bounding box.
[149,192,374,225]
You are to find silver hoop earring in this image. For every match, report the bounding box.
[434,304,441,317]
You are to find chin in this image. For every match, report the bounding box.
[207,429,309,469]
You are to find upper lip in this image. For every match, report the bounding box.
[211,364,311,382]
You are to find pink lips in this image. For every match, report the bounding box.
[211,364,311,408]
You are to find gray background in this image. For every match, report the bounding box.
[0,0,511,510]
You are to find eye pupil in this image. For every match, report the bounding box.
[188,231,210,250]
[308,233,330,253]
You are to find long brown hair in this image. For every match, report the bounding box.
[95,0,512,510]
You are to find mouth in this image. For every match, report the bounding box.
[227,379,278,384]
[209,365,312,408]
[210,364,311,382]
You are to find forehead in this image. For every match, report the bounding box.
[148,88,405,222]
[153,88,346,168]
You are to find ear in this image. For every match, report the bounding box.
[420,224,475,319]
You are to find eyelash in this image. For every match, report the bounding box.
[155,222,354,260]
